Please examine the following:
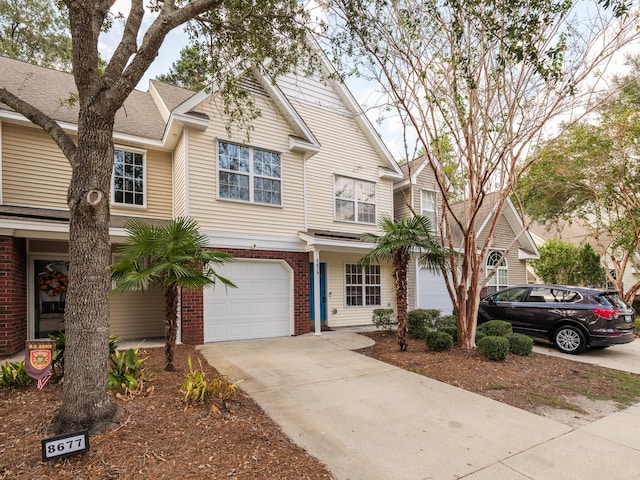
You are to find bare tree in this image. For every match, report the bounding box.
[322,0,640,349]
[0,0,314,433]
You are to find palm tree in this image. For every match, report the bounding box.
[111,217,235,371]
[359,215,446,351]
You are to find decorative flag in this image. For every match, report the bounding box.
[25,340,55,390]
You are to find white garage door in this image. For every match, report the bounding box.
[203,260,292,342]
[418,268,453,315]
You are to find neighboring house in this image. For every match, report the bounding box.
[0,54,403,357]
[393,158,539,315]
[528,220,640,297]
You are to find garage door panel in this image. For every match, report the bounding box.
[203,260,292,342]
[418,268,453,315]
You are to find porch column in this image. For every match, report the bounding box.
[312,248,322,336]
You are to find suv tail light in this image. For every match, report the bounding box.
[593,308,620,320]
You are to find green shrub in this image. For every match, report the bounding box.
[0,361,31,388]
[506,333,534,356]
[408,309,441,339]
[435,315,457,329]
[108,348,152,397]
[635,318,640,337]
[372,308,396,332]
[477,336,510,361]
[425,330,454,352]
[475,331,487,343]
[477,320,513,337]
[439,325,458,342]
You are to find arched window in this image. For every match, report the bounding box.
[486,250,508,294]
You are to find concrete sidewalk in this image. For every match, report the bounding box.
[198,332,640,480]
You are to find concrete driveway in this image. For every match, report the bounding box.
[198,332,640,480]
[534,337,640,374]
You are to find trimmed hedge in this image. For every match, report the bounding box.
[477,320,513,337]
[475,331,487,343]
[425,330,454,352]
[408,309,441,339]
[372,308,396,332]
[477,336,510,361]
[435,315,457,329]
[506,333,533,356]
[439,325,458,342]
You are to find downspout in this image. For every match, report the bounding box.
[178,126,189,345]
[313,247,322,336]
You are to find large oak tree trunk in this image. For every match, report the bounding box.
[51,111,118,434]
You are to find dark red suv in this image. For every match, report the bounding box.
[478,285,636,354]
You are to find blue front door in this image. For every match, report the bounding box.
[310,262,327,322]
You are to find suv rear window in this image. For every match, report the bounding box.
[599,292,629,309]
[528,287,582,303]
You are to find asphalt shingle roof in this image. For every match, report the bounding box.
[0,56,166,140]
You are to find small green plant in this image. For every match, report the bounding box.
[408,309,441,339]
[506,333,534,356]
[372,308,396,332]
[475,331,487,343]
[108,348,151,397]
[477,320,513,337]
[183,356,210,403]
[182,356,243,408]
[477,336,510,361]
[425,330,454,352]
[0,361,32,388]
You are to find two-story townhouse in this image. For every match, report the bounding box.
[0,53,402,357]
[393,157,539,316]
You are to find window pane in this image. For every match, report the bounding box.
[336,199,355,221]
[219,172,249,201]
[357,181,376,203]
[254,178,281,205]
[113,149,144,206]
[358,203,376,223]
[335,176,354,199]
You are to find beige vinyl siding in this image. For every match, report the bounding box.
[3,123,71,208]
[322,251,395,328]
[3,123,172,218]
[111,148,172,219]
[109,286,165,338]
[293,100,394,233]
[394,187,412,220]
[277,72,349,115]
[185,96,305,236]
[477,215,527,286]
[172,133,187,217]
[407,255,418,310]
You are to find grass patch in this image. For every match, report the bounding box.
[524,392,584,412]
[556,369,640,407]
[485,383,506,391]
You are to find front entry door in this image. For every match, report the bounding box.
[310,262,327,322]
[34,260,69,338]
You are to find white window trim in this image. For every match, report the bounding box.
[334,174,377,225]
[216,140,283,207]
[111,145,147,209]
[344,263,382,307]
[420,188,437,230]
[486,249,508,293]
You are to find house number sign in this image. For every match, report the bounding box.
[41,430,89,461]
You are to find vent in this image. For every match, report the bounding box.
[238,74,269,97]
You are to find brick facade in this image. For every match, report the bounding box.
[0,236,27,357]
[180,248,311,344]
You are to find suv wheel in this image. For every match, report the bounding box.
[554,326,587,354]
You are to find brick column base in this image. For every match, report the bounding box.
[0,236,27,357]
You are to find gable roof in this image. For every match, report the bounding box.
[0,56,166,141]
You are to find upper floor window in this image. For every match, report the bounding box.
[345,263,381,306]
[335,175,376,224]
[486,250,508,295]
[218,141,281,206]
[113,148,145,207]
[420,189,437,229]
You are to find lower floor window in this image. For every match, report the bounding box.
[345,264,381,306]
[486,250,508,295]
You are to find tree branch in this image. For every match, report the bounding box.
[0,88,77,165]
